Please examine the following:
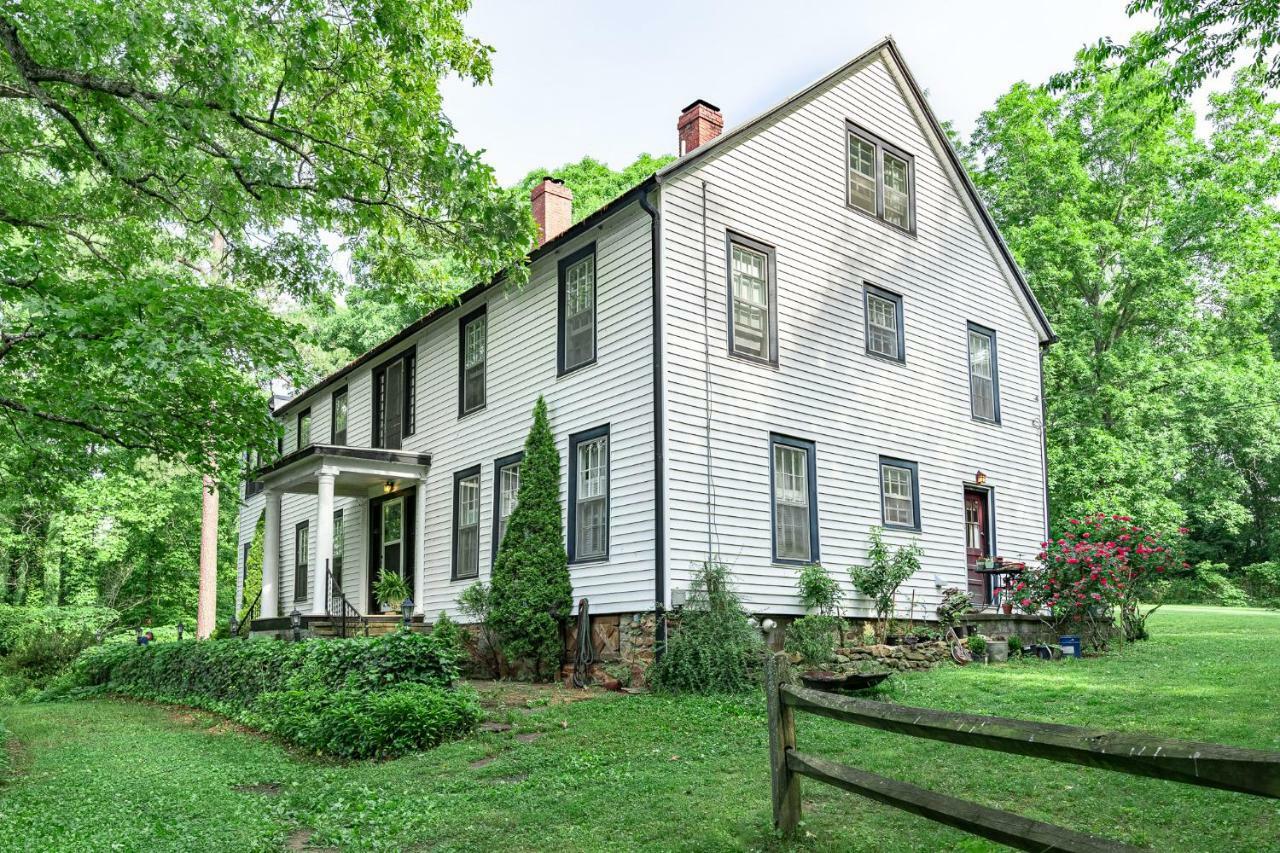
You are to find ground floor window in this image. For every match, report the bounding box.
[569,425,610,562]
[770,434,819,564]
[453,466,481,580]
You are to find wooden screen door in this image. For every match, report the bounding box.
[964,490,990,603]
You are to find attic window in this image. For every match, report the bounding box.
[846,123,915,233]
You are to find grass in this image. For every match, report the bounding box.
[1,605,1277,852]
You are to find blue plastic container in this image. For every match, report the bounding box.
[1059,635,1082,658]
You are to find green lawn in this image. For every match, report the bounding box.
[1,606,1277,852]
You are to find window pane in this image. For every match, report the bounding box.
[333,511,344,586]
[884,153,910,229]
[383,499,402,544]
[773,444,811,561]
[564,256,595,370]
[498,464,520,546]
[731,244,770,359]
[298,413,311,450]
[881,464,915,527]
[848,134,876,214]
[456,474,480,578]
[333,394,347,443]
[574,436,608,559]
[463,317,486,412]
[969,331,996,420]
[866,293,899,359]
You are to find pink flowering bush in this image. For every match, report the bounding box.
[1019,513,1188,646]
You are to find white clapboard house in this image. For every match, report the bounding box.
[237,38,1054,641]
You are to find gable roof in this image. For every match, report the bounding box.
[274,37,1054,420]
[655,37,1055,344]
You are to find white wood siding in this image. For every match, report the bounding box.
[659,52,1047,618]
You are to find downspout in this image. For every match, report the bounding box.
[1038,340,1052,538]
[637,182,667,658]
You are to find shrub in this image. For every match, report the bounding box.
[489,396,572,680]
[966,634,987,658]
[1241,561,1280,606]
[784,615,839,667]
[936,587,972,629]
[849,528,921,642]
[0,605,118,657]
[430,611,466,660]
[458,581,501,677]
[1006,635,1023,657]
[648,561,764,695]
[251,683,481,759]
[3,628,99,686]
[796,564,841,616]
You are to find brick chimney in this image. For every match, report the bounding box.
[531,176,573,246]
[677,99,724,156]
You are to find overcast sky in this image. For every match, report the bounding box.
[440,0,1152,184]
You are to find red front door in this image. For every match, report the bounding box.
[964,490,989,603]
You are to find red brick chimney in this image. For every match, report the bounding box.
[677,99,724,156]
[531,176,573,246]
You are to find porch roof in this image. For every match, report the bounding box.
[253,444,431,497]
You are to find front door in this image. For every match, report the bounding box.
[964,489,990,604]
[368,490,416,612]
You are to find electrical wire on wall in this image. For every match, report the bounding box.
[701,180,721,558]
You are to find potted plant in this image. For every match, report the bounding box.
[373,571,411,615]
[1006,634,1023,658]
[965,633,988,663]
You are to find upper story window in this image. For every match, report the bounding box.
[727,233,777,365]
[296,408,311,451]
[373,349,415,450]
[459,306,487,416]
[331,387,348,445]
[558,244,597,375]
[846,123,915,233]
[569,425,609,563]
[863,284,905,362]
[968,323,1001,423]
[771,434,819,564]
[492,452,523,557]
[452,466,481,580]
[879,457,921,531]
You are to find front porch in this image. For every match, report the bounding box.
[250,444,431,623]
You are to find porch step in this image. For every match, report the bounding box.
[309,616,412,638]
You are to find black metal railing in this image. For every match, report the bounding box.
[326,560,367,638]
[228,588,262,638]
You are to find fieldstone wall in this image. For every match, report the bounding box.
[818,640,950,673]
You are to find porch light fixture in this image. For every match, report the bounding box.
[383,480,395,494]
[401,596,414,628]
[290,608,302,642]
[974,470,987,486]
[228,614,239,637]
[176,621,185,641]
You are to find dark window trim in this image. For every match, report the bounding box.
[332,508,344,586]
[568,423,611,565]
[330,386,348,445]
[967,321,1002,424]
[725,230,779,367]
[845,121,917,236]
[557,242,598,376]
[295,408,311,452]
[863,283,906,363]
[458,304,488,418]
[491,451,524,560]
[769,433,820,566]
[294,520,309,600]
[371,347,416,448]
[450,464,482,581]
[878,456,922,532]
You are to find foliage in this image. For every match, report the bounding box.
[516,154,675,226]
[648,561,765,695]
[372,572,411,610]
[250,683,480,759]
[1149,560,1254,608]
[1022,513,1188,644]
[430,611,466,661]
[0,605,117,656]
[0,1,534,477]
[795,563,842,617]
[1067,2,1280,100]
[457,581,501,677]
[488,397,572,680]
[935,587,973,629]
[1006,634,1023,657]
[848,528,922,642]
[965,634,988,658]
[969,60,1280,569]
[784,615,839,667]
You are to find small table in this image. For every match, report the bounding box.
[974,562,1026,610]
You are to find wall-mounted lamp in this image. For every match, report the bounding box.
[383,480,395,494]
[974,470,987,486]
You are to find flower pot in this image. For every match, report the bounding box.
[986,640,1009,663]
[1002,602,1014,615]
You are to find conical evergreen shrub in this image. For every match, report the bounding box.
[489,396,572,680]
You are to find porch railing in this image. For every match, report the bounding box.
[326,559,368,638]
[230,588,261,638]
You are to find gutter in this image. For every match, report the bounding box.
[637,183,667,657]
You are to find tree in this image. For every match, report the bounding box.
[516,153,675,225]
[969,61,1280,562]
[1069,1,1280,100]
[0,1,533,478]
[848,528,921,643]
[488,396,571,681]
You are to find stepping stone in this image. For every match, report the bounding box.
[479,722,512,733]
[515,732,544,743]
[469,756,497,769]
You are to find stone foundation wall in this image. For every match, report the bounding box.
[793,640,950,674]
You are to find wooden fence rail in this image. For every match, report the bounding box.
[764,652,1280,852]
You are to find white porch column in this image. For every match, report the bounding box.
[415,478,428,616]
[261,489,282,618]
[313,470,336,616]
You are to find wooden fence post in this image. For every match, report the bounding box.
[765,651,801,835]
